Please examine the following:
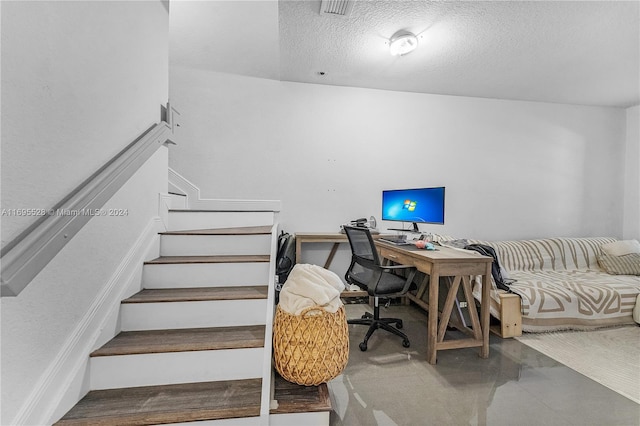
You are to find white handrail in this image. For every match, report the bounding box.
[1,122,175,297]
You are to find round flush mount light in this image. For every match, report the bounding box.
[389,31,418,56]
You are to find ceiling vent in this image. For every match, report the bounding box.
[320,0,354,18]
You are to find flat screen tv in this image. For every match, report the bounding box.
[382,187,445,230]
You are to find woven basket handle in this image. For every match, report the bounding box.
[299,306,327,317]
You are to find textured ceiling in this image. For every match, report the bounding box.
[170,0,640,108]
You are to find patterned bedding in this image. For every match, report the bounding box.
[469,237,640,332]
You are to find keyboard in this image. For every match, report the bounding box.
[379,236,410,245]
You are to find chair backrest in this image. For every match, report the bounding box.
[343,226,381,268]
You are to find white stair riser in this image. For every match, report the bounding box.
[160,234,271,256]
[168,211,274,231]
[121,299,267,331]
[143,262,270,288]
[270,412,330,426]
[169,414,329,426]
[169,194,187,209]
[90,348,263,390]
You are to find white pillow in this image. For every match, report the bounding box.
[601,240,640,257]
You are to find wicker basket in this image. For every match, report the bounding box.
[273,305,349,386]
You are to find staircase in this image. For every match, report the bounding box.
[54,206,331,425]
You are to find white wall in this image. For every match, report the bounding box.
[169,66,627,242]
[0,1,169,423]
[1,0,169,244]
[624,105,640,239]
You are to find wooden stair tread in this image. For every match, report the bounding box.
[55,379,262,425]
[145,255,270,264]
[122,286,268,303]
[91,325,265,357]
[270,374,332,414]
[161,226,272,236]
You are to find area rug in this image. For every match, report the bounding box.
[515,325,640,404]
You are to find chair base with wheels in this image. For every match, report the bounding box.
[348,298,410,351]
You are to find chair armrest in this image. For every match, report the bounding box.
[377,264,417,295]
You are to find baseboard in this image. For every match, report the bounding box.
[10,217,164,426]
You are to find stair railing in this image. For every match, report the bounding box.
[259,222,280,425]
[1,109,177,297]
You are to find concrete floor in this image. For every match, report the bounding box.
[328,303,640,426]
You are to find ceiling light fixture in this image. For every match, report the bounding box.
[389,31,418,56]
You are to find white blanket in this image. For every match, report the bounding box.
[278,264,345,315]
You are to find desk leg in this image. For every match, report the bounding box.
[295,240,302,264]
[415,274,429,300]
[427,266,440,364]
[324,243,340,269]
[480,264,492,359]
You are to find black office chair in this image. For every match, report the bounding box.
[343,225,417,351]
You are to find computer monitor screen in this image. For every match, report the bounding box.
[381,187,445,225]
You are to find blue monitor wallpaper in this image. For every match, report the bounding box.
[382,187,445,224]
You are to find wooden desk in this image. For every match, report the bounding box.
[294,232,385,268]
[295,233,347,268]
[294,232,383,299]
[376,242,493,364]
